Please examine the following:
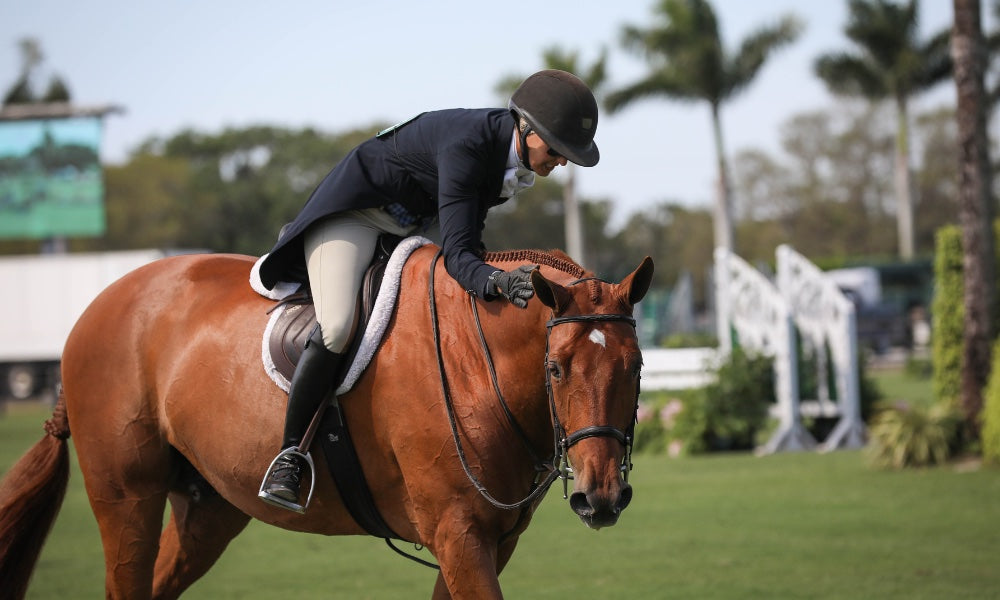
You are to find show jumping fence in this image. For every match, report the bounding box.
[641,245,865,454]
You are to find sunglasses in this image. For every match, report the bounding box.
[529,130,564,159]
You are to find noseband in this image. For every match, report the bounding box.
[428,253,638,511]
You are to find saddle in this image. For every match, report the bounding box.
[266,234,401,386]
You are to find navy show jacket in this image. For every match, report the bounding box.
[258,108,515,298]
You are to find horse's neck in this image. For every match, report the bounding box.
[474,303,554,446]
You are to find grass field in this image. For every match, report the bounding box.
[2,370,998,599]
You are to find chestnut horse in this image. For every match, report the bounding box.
[0,244,652,599]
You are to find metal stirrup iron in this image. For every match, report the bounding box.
[258,398,328,513]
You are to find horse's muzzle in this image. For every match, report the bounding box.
[569,482,632,529]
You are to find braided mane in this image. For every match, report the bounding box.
[483,249,602,302]
[483,249,588,278]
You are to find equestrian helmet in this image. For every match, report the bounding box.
[509,69,600,167]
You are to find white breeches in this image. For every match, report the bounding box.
[303,208,416,352]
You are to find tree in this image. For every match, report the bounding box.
[494,47,608,266]
[951,0,996,442]
[730,104,898,261]
[814,0,952,260]
[729,102,962,265]
[77,125,373,255]
[2,37,71,106]
[606,0,802,252]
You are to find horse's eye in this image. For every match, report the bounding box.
[628,359,642,380]
[547,361,562,380]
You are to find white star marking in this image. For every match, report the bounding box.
[588,329,606,348]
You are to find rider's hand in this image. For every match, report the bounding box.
[489,266,537,309]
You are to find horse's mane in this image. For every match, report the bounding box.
[482,249,588,279]
[482,249,602,303]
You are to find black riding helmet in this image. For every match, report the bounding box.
[509,69,600,169]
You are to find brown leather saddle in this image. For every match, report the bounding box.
[267,234,402,383]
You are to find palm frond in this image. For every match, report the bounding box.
[815,53,888,99]
[605,72,703,113]
[725,15,804,98]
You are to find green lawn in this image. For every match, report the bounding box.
[870,366,936,407]
[2,392,998,599]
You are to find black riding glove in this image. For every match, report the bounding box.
[489,266,537,309]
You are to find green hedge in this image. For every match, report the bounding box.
[931,225,965,409]
[982,338,1000,464]
[935,222,1000,456]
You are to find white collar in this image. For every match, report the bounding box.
[501,130,535,198]
[507,129,521,169]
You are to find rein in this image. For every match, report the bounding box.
[429,255,558,510]
[428,251,637,510]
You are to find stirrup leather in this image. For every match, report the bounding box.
[258,447,317,513]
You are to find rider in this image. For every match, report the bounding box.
[257,69,601,509]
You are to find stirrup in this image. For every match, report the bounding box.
[258,447,317,513]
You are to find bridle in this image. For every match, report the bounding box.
[545,312,638,499]
[428,253,638,510]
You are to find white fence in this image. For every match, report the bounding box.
[640,347,719,391]
[640,245,865,454]
[715,247,816,453]
[776,245,866,451]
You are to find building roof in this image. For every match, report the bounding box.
[0,102,124,121]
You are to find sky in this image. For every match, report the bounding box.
[0,1,966,228]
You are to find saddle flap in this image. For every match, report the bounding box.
[266,234,402,386]
[267,301,316,379]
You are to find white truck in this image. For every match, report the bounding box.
[0,249,175,401]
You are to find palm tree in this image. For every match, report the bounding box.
[951,0,995,442]
[814,0,952,260]
[606,0,802,252]
[495,47,607,265]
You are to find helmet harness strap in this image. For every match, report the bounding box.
[516,116,534,172]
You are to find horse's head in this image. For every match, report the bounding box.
[530,256,653,529]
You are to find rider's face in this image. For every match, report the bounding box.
[524,132,568,176]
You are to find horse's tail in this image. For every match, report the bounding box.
[0,392,71,600]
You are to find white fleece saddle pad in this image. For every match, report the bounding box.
[250,236,432,395]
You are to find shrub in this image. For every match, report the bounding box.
[981,338,1000,465]
[669,348,774,454]
[633,416,668,455]
[867,402,959,469]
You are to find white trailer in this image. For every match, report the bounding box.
[0,250,172,400]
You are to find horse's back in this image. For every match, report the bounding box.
[63,252,260,370]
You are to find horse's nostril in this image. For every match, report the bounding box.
[569,491,592,515]
[618,483,633,512]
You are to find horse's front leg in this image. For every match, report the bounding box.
[428,513,504,599]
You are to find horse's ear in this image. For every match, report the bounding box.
[620,256,654,305]
[531,269,572,312]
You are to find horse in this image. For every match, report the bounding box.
[0,243,652,599]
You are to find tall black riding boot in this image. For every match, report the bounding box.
[260,326,345,507]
